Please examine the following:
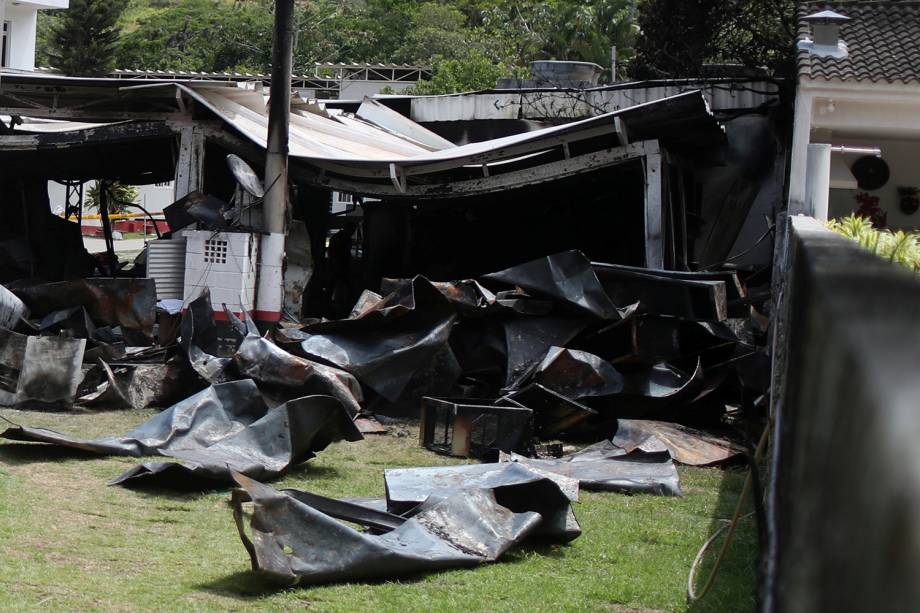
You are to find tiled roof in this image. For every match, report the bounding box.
[798,1,920,84]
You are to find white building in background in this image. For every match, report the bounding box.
[790,4,920,230]
[0,0,68,71]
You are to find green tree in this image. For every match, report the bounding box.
[115,0,274,73]
[85,181,138,215]
[47,0,128,76]
[409,50,512,95]
[394,3,472,64]
[630,0,795,79]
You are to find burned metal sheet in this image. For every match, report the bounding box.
[14,336,86,409]
[179,292,235,384]
[38,306,96,338]
[482,250,622,320]
[12,278,157,344]
[283,220,312,319]
[619,359,704,406]
[163,191,232,232]
[348,290,384,319]
[385,461,579,512]
[506,383,598,439]
[2,380,362,486]
[501,441,682,497]
[592,263,728,322]
[530,346,624,401]
[0,284,28,329]
[502,316,585,390]
[231,466,576,586]
[233,331,364,417]
[78,358,204,410]
[378,344,462,416]
[612,419,745,466]
[381,277,497,315]
[0,328,27,405]
[298,276,456,402]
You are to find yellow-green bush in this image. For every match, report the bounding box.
[827,214,920,273]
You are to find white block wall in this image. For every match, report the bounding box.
[182,230,259,313]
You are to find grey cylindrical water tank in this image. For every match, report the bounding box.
[530,60,604,87]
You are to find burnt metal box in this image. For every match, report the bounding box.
[419,397,533,459]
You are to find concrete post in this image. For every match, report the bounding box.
[805,143,831,221]
[788,90,814,215]
[255,0,295,326]
[643,141,664,269]
[174,124,205,200]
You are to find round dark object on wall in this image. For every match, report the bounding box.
[851,155,890,191]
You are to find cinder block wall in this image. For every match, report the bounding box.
[765,216,920,611]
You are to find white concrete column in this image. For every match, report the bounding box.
[788,89,814,215]
[805,143,832,221]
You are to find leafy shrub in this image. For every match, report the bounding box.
[827,214,920,273]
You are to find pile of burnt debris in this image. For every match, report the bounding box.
[0,249,768,585]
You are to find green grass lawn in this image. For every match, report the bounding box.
[0,408,756,612]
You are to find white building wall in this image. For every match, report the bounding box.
[3,3,38,71]
[339,80,415,100]
[1,0,69,71]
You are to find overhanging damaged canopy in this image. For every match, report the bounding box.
[167,85,722,197]
[0,120,176,183]
[0,75,724,199]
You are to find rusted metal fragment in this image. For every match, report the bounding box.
[501,441,682,497]
[348,290,384,319]
[298,276,456,402]
[612,419,745,466]
[0,284,28,329]
[231,466,576,586]
[482,250,622,320]
[2,380,362,486]
[12,278,157,344]
[14,336,86,409]
[354,415,387,434]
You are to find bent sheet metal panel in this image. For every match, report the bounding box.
[168,85,720,177]
[1,380,361,486]
[231,471,569,586]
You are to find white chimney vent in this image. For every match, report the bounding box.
[799,10,850,58]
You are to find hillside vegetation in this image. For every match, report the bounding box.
[36,0,794,94]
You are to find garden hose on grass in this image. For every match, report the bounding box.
[687,423,771,604]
